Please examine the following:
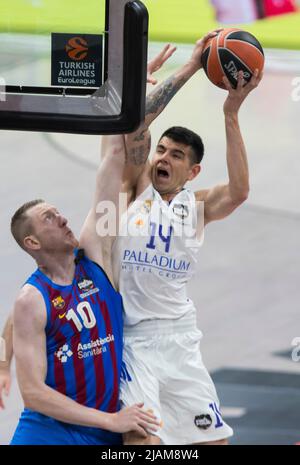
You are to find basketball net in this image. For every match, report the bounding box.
[0,337,6,362]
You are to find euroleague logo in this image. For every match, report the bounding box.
[65,37,89,61]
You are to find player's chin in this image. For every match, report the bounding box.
[67,235,79,249]
[72,237,80,249]
[153,177,171,192]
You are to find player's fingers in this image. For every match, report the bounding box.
[256,72,264,86]
[207,28,223,37]
[135,402,144,408]
[0,393,4,410]
[201,32,217,44]
[147,76,158,85]
[150,44,176,70]
[160,43,172,53]
[250,68,259,84]
[197,30,219,48]
[133,425,148,438]
[222,75,232,91]
[161,45,177,64]
[141,408,157,417]
[160,43,176,56]
[237,71,244,90]
[139,412,160,424]
[138,420,159,432]
[136,408,158,423]
[148,50,166,69]
[246,69,260,90]
[203,29,223,40]
[253,69,263,86]
[139,410,157,419]
[156,43,172,60]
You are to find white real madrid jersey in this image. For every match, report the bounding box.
[112,184,204,326]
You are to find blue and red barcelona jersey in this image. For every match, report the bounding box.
[25,250,123,419]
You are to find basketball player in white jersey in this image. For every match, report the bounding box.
[110,33,263,445]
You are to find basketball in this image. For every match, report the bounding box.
[201,28,265,89]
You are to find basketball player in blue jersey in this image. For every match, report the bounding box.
[9,135,159,445]
[0,44,176,434]
[108,34,263,445]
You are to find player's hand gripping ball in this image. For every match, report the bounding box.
[201,28,264,89]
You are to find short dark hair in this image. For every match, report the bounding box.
[11,199,45,250]
[159,126,204,164]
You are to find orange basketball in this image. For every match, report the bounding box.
[201,28,264,89]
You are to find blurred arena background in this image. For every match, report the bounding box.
[0,0,299,445]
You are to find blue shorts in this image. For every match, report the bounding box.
[10,409,122,446]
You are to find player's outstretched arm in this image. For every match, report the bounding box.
[13,286,159,436]
[0,313,13,410]
[196,69,263,225]
[79,135,127,283]
[123,31,222,194]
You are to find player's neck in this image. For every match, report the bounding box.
[160,187,184,203]
[37,250,76,286]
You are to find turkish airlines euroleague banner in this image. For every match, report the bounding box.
[51,33,103,88]
[210,0,297,23]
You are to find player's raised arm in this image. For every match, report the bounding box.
[79,135,126,280]
[0,313,13,410]
[196,70,263,225]
[13,285,159,436]
[123,31,222,193]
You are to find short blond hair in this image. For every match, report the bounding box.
[11,199,45,250]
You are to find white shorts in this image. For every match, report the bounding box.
[120,318,233,445]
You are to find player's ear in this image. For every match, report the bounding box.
[23,235,41,251]
[188,164,201,181]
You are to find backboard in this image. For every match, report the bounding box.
[0,0,148,134]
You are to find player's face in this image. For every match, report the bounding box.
[151,137,200,196]
[28,203,78,252]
